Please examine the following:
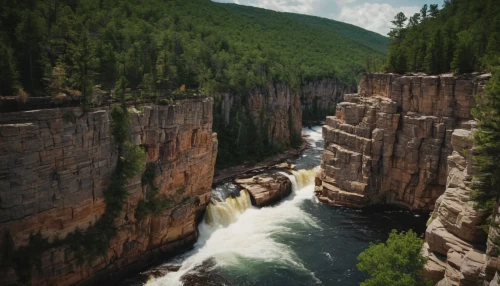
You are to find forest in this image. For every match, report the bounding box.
[386,0,500,74]
[0,0,387,167]
[0,0,387,98]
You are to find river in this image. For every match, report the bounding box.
[145,126,429,286]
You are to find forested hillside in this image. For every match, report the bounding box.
[386,0,500,74]
[0,0,387,99]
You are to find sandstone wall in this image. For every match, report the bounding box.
[0,98,218,285]
[423,122,490,286]
[316,73,490,211]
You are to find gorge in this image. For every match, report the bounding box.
[2,1,500,285]
[141,126,428,286]
[0,72,496,286]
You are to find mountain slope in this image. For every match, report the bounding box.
[0,0,387,97]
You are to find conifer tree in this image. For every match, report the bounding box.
[472,68,500,211]
[0,40,19,96]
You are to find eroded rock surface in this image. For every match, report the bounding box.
[316,73,489,211]
[423,122,491,285]
[235,173,292,207]
[0,98,217,285]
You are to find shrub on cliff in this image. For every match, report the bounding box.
[357,230,428,286]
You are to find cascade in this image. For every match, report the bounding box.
[205,189,252,227]
[290,167,319,189]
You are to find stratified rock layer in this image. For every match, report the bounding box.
[0,98,217,285]
[316,73,489,211]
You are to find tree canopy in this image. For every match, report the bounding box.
[386,0,500,74]
[357,230,428,286]
[0,0,387,98]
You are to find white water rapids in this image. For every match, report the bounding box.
[147,132,323,286]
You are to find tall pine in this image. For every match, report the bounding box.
[472,68,500,211]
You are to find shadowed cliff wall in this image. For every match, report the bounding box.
[0,98,217,285]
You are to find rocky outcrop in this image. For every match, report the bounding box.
[316,73,490,211]
[0,98,217,285]
[423,122,490,285]
[235,173,292,207]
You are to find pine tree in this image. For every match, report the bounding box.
[0,40,19,96]
[472,68,500,211]
[69,31,99,105]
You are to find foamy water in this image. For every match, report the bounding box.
[147,129,323,286]
[141,126,429,286]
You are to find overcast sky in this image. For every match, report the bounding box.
[214,0,442,36]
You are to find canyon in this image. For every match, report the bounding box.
[315,73,498,285]
[0,76,349,285]
[1,72,496,285]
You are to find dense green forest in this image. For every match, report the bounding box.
[0,0,388,168]
[386,0,500,74]
[0,0,387,99]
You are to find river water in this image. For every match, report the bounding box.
[145,126,428,286]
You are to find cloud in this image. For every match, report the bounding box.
[232,0,316,14]
[215,0,421,35]
[337,3,420,35]
[335,0,356,5]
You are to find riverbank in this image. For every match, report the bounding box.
[213,131,310,184]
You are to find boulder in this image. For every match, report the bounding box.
[235,173,292,207]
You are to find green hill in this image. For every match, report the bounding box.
[0,0,387,98]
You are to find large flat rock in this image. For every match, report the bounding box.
[235,173,292,207]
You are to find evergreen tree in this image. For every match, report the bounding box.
[429,4,439,18]
[69,31,99,105]
[420,4,428,20]
[0,40,19,96]
[471,68,500,211]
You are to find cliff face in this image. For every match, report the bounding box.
[316,73,489,211]
[0,99,217,285]
[300,78,352,122]
[423,122,490,285]
[216,79,351,150]
[217,82,302,149]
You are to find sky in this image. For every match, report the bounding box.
[214,0,442,36]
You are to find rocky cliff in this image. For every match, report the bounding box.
[300,79,353,122]
[316,73,489,211]
[215,79,351,154]
[0,98,217,285]
[423,121,490,285]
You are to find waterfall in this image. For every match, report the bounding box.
[292,168,318,189]
[282,166,319,191]
[205,189,252,227]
